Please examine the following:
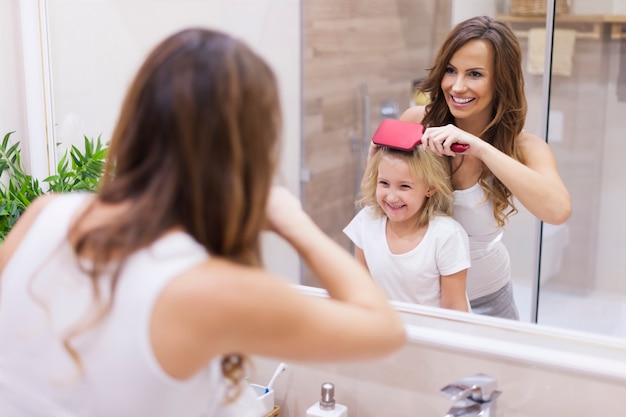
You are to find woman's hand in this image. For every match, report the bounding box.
[421,124,483,157]
[265,185,307,237]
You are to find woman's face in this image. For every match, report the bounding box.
[441,39,495,128]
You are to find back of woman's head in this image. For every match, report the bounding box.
[422,15,527,147]
[64,28,280,391]
[96,28,282,265]
[358,147,454,226]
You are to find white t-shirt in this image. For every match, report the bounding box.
[343,206,471,306]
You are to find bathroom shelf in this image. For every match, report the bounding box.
[496,14,626,40]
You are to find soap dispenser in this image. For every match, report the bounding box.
[305,382,348,417]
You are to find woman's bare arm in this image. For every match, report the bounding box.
[152,187,406,378]
[401,106,571,225]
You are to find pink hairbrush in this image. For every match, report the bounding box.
[372,118,469,153]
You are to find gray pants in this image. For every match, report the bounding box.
[469,281,519,320]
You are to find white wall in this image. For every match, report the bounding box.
[571,0,613,14]
[1,1,26,144]
[451,0,497,24]
[615,0,626,13]
[43,0,301,281]
[596,40,626,294]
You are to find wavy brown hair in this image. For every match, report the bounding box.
[358,146,454,227]
[420,15,526,226]
[65,28,281,389]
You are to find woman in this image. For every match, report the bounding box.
[400,16,572,319]
[0,28,405,417]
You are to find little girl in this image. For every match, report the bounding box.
[344,143,470,312]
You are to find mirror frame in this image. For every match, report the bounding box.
[298,285,626,382]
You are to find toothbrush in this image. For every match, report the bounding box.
[265,362,287,393]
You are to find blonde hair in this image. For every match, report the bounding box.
[358,146,454,226]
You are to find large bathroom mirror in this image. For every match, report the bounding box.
[300,0,626,338]
[7,0,626,346]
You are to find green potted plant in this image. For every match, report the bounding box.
[0,131,108,241]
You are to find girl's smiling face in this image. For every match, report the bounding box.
[376,154,432,226]
[441,39,495,128]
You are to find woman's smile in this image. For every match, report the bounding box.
[450,95,475,105]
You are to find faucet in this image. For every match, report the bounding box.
[440,373,501,417]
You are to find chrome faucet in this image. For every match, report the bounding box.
[440,374,501,417]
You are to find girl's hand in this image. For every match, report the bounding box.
[421,124,482,157]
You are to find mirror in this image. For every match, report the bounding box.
[8,0,625,346]
[300,0,626,339]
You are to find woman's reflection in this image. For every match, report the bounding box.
[398,16,571,319]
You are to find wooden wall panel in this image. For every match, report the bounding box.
[302,0,452,284]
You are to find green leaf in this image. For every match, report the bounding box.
[1,132,108,242]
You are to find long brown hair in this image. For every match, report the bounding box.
[67,28,282,386]
[421,16,526,226]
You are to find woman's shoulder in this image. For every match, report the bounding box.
[0,194,59,272]
[518,129,544,144]
[517,130,554,161]
[399,105,426,123]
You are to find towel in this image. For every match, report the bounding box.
[527,28,577,77]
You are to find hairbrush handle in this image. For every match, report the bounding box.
[449,143,469,153]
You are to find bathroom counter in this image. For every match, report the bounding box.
[251,286,626,416]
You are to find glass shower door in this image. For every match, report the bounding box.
[533,5,626,338]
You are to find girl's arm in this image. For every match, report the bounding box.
[440,270,469,312]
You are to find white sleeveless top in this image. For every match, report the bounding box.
[453,182,511,300]
[0,193,263,417]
